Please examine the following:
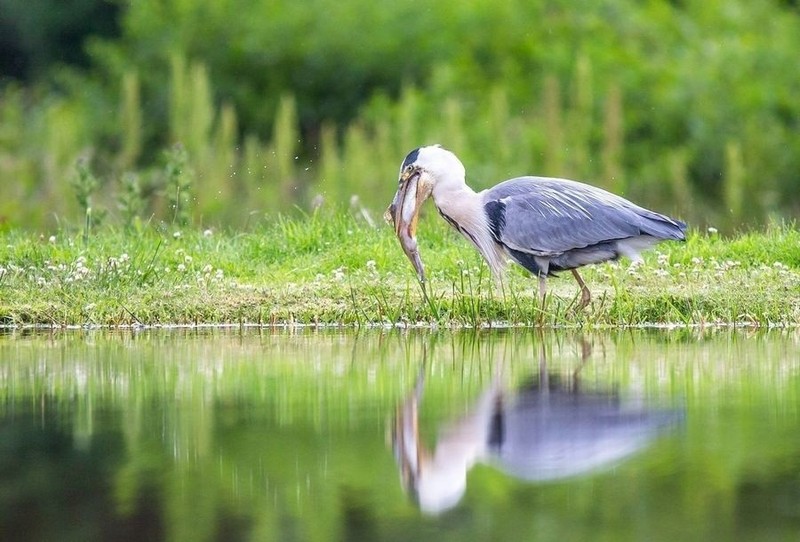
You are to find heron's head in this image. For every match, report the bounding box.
[385,146,466,280]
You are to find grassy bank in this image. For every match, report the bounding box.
[1,213,798,328]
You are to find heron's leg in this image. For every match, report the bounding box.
[537,273,547,303]
[571,269,591,308]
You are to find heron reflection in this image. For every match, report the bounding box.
[391,348,681,514]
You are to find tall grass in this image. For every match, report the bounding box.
[118,71,142,171]
[0,54,783,232]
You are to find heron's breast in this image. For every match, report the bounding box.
[437,206,508,276]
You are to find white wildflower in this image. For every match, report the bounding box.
[203,229,213,237]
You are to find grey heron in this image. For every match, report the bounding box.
[387,145,687,307]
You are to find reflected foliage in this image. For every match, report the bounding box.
[0,329,799,541]
[0,400,165,541]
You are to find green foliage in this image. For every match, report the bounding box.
[163,144,193,227]
[69,158,106,242]
[117,71,142,171]
[70,158,98,214]
[270,94,301,209]
[0,0,120,78]
[3,0,800,231]
[116,172,144,231]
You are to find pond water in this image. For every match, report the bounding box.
[1,328,799,541]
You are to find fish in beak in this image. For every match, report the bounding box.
[385,169,432,282]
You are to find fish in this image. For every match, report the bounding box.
[386,173,428,282]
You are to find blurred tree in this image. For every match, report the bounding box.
[0,0,120,80]
[3,0,800,227]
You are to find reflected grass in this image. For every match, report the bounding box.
[1,329,799,541]
[0,214,799,327]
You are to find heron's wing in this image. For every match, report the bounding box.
[483,177,685,255]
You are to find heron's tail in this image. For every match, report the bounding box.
[638,211,687,241]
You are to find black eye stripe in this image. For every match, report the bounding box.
[401,147,421,170]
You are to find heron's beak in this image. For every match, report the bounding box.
[385,171,432,282]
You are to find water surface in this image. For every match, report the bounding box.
[1,328,799,541]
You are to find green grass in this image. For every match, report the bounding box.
[1,213,798,327]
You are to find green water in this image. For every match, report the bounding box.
[1,328,798,541]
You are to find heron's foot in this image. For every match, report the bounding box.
[565,291,591,314]
[570,269,592,311]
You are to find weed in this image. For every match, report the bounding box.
[69,158,106,243]
[164,144,194,227]
[117,172,145,231]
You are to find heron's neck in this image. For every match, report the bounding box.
[431,181,507,277]
[431,179,479,212]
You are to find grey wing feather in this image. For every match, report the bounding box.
[484,177,686,255]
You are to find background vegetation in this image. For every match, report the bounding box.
[2,0,800,231]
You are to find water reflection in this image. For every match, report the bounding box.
[393,343,682,514]
[2,329,799,541]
